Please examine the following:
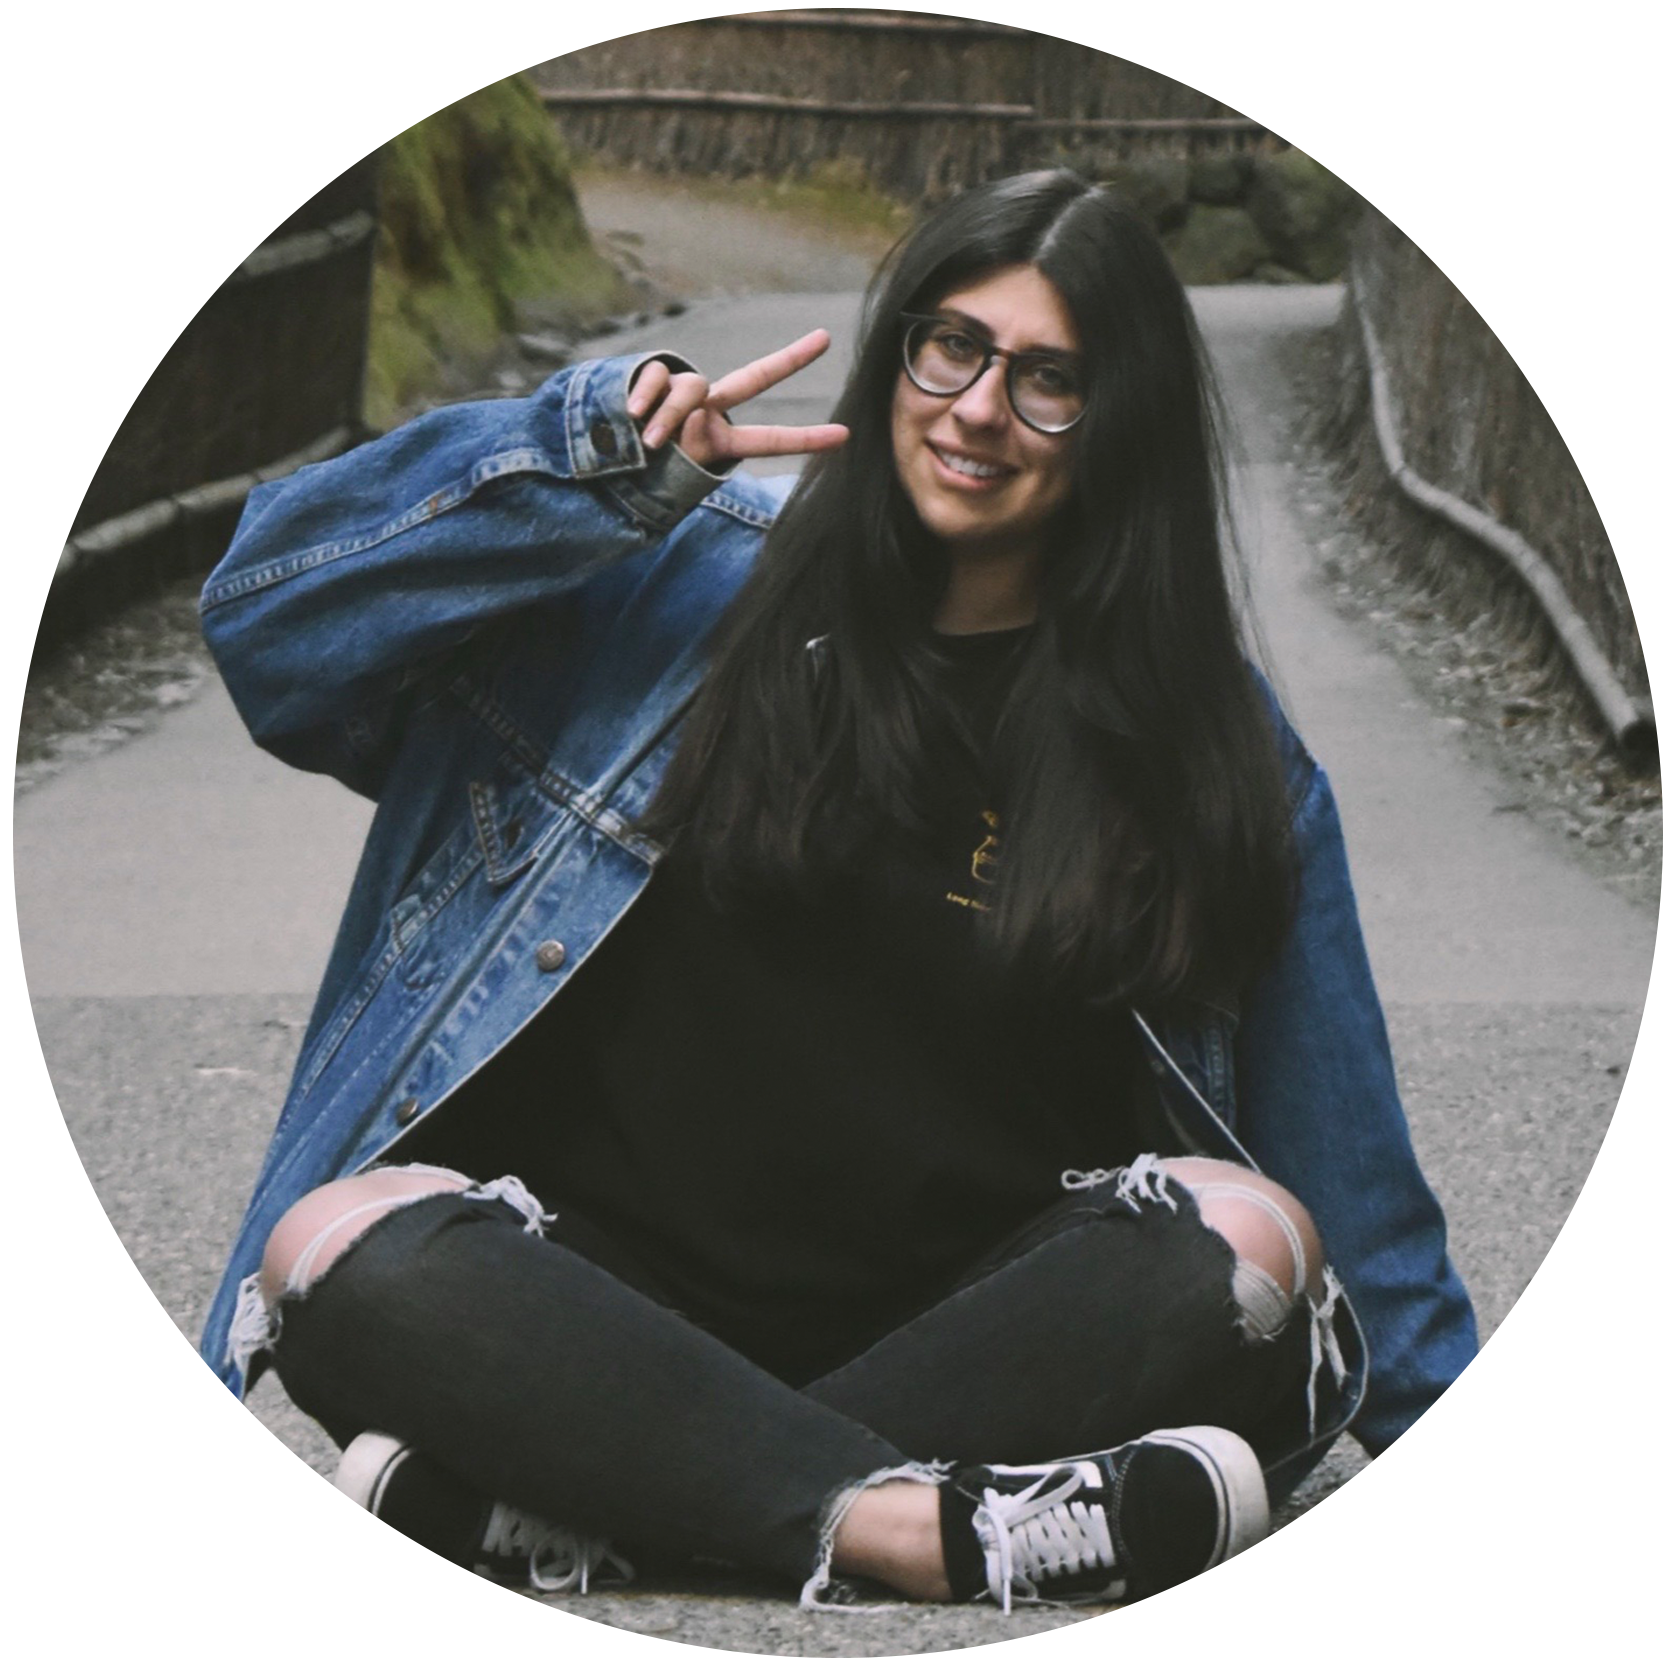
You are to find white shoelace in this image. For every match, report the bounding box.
[972,1465,1122,1614]
[478,1504,637,1594]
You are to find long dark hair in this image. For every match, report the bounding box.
[645,170,1295,1008]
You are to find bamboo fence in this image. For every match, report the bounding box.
[533,12,1277,200]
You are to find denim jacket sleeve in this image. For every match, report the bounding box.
[199,353,728,796]
[1233,753,1480,1456]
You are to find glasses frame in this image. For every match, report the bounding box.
[899,312,1087,435]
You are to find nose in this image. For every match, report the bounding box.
[949,360,1011,428]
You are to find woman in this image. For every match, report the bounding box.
[200,170,1476,1612]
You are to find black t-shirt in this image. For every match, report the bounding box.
[409,628,1149,1383]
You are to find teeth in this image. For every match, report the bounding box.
[935,448,1002,480]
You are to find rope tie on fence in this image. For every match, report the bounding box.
[10,211,375,341]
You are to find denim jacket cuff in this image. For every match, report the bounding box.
[650,430,737,514]
[563,351,735,526]
[1606,1453,1660,1540]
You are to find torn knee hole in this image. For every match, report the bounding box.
[1180,1177,1323,1302]
[257,1168,475,1306]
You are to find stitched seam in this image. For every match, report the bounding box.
[297,941,401,1097]
[200,450,563,608]
[448,676,599,821]
[701,488,778,530]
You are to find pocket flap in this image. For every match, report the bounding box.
[469,775,555,885]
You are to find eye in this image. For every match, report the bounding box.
[930,327,986,365]
[1021,358,1081,397]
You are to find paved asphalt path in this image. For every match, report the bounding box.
[15,285,1656,1653]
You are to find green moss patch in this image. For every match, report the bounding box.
[1163,204,1273,284]
[366,75,631,427]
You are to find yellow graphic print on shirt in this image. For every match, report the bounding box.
[946,810,1000,912]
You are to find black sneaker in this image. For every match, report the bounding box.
[333,1431,635,1594]
[957,1425,1268,1611]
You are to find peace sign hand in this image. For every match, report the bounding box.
[626,330,850,469]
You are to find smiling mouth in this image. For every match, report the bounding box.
[928,444,1012,483]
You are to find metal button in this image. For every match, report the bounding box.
[535,939,567,972]
[589,420,618,458]
[393,1096,420,1125]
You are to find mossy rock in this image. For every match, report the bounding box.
[1162,205,1272,284]
[366,75,631,425]
[1107,157,1192,233]
[1245,148,1362,281]
[1189,153,1253,207]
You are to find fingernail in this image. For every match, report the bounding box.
[642,425,660,448]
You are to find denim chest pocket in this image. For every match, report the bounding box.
[468,773,563,886]
[392,769,572,991]
[297,771,569,1093]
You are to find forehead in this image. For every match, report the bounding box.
[933,265,1078,354]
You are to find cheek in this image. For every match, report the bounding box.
[891,375,923,439]
[1028,446,1076,513]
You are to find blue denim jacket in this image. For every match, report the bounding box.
[197,352,1477,1460]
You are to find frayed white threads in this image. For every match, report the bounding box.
[464,1174,554,1235]
[227,1272,277,1378]
[1113,1153,1177,1215]
[1059,1168,1116,1191]
[1306,1267,1348,1441]
[1060,1156,1178,1214]
[1230,1260,1293,1341]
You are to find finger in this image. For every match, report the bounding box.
[706,330,833,414]
[625,359,671,422]
[679,406,718,467]
[641,372,710,449]
[719,423,850,459]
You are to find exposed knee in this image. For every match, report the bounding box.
[1163,1158,1326,1305]
[258,1167,471,1307]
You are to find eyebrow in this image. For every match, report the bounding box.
[935,306,1079,361]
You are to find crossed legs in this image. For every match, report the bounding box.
[256,1155,1331,1603]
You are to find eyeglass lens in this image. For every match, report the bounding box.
[904,319,1084,433]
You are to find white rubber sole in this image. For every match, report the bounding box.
[1141,1425,1271,1564]
[325,1426,416,1580]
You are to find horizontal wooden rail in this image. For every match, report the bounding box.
[542,87,1033,120]
[1020,116,1267,136]
[1356,301,1653,757]
[13,215,380,345]
[542,90,1266,140]
[466,6,1326,33]
[59,425,359,580]
[1033,9,1333,28]
[718,10,1029,38]
[1373,148,1660,443]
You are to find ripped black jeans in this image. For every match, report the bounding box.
[255,1156,1354,1598]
